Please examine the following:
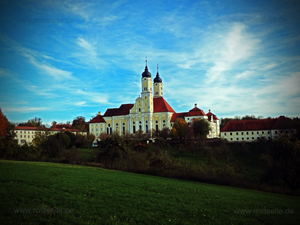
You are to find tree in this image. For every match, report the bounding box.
[18,117,43,127]
[192,118,211,139]
[0,110,17,158]
[261,136,300,190]
[220,118,232,130]
[0,109,8,138]
[172,118,189,139]
[72,116,88,132]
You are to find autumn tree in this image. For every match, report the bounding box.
[192,118,211,139]
[0,110,17,158]
[172,118,189,139]
[72,116,88,132]
[0,109,8,138]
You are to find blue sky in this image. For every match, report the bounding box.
[0,0,300,126]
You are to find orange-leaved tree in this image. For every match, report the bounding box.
[0,109,8,138]
[172,118,189,139]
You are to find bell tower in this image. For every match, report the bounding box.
[153,65,163,97]
[141,59,153,113]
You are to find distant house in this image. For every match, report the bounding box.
[220,116,296,142]
[14,124,86,145]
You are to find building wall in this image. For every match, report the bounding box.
[221,129,296,142]
[14,128,86,145]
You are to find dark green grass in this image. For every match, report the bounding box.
[1,160,299,224]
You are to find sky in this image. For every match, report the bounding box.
[0,0,300,126]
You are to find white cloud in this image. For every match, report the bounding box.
[2,107,48,113]
[260,63,277,70]
[235,70,254,79]
[75,101,86,106]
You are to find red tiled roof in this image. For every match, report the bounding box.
[89,114,106,123]
[51,124,72,129]
[15,126,42,130]
[153,97,176,113]
[186,107,207,117]
[171,112,187,122]
[207,110,219,121]
[272,116,296,129]
[103,104,134,117]
[15,126,82,132]
[221,116,296,132]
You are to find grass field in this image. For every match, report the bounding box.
[1,160,299,225]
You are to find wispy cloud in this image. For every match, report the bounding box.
[0,35,73,80]
[2,106,48,113]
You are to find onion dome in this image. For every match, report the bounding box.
[142,65,151,78]
[154,65,162,83]
[154,72,162,83]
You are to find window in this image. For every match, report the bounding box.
[237,138,239,140]
[275,131,278,134]
[246,132,249,135]
[230,138,233,141]
[96,128,98,131]
[241,132,244,135]
[257,137,260,139]
[20,135,22,138]
[257,131,259,134]
[262,131,264,134]
[139,108,141,112]
[268,131,270,134]
[252,137,254,139]
[242,137,244,140]
[230,133,232,136]
[133,126,136,133]
[236,132,238,135]
[224,133,227,136]
[107,124,111,134]
[123,127,125,135]
[252,132,254,135]
[247,137,249,140]
[146,125,148,133]
[20,131,22,133]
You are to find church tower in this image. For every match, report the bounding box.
[153,65,163,97]
[141,59,153,113]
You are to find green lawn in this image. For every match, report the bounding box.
[0,160,299,224]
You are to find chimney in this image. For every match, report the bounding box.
[195,103,197,108]
[98,111,101,115]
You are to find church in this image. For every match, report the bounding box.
[89,62,220,141]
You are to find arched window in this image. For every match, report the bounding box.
[156,124,159,131]
[123,126,125,135]
[146,125,148,133]
[139,108,141,112]
[107,124,111,134]
[133,125,136,133]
